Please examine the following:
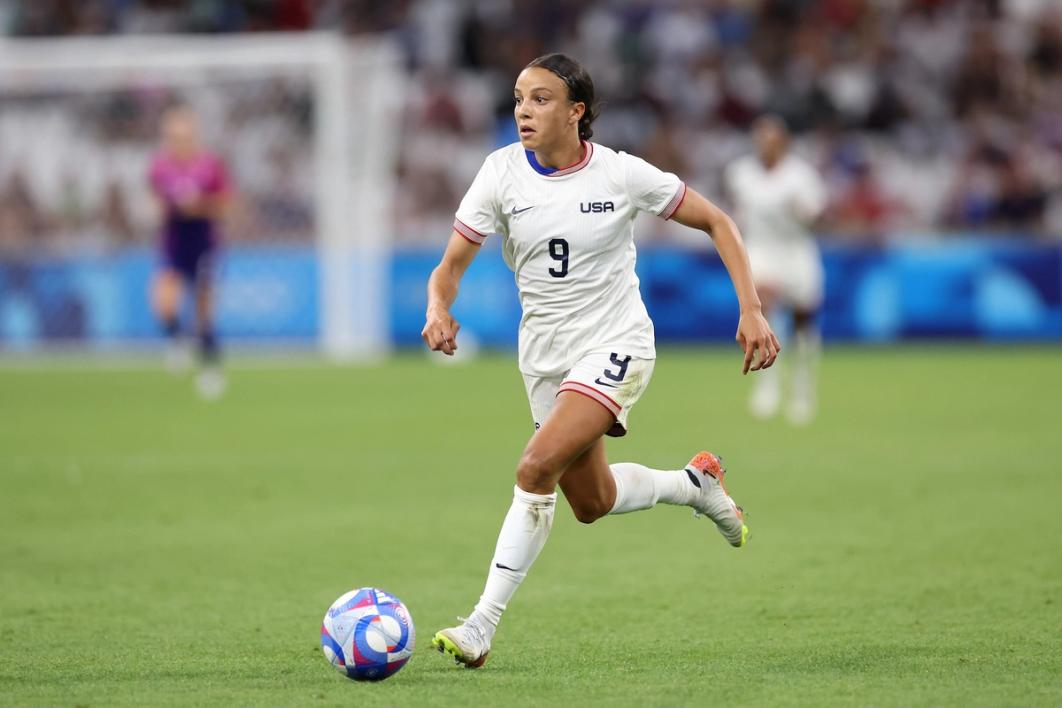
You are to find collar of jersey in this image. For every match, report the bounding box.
[524,141,593,177]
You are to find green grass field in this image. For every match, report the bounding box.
[2,346,1060,707]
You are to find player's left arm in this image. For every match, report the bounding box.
[670,187,781,374]
[200,157,233,221]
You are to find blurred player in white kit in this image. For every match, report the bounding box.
[725,116,827,424]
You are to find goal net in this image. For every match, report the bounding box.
[0,33,401,358]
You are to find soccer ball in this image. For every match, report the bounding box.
[320,587,415,681]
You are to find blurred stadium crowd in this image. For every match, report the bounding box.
[2,0,1061,252]
[0,79,315,256]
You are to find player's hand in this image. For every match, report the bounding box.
[736,309,781,375]
[422,306,460,356]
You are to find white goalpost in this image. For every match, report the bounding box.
[0,33,402,359]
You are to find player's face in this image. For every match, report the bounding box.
[162,111,200,158]
[754,121,788,167]
[513,67,585,150]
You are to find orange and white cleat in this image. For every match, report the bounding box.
[685,451,749,547]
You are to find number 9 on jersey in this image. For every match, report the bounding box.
[548,238,569,278]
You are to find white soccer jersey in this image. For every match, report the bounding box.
[724,153,826,250]
[454,141,685,377]
[725,153,828,308]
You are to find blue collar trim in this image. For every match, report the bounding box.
[525,149,558,175]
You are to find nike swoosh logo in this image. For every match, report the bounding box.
[593,377,620,389]
[511,205,535,215]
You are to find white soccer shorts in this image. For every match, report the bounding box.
[747,243,824,311]
[522,349,655,437]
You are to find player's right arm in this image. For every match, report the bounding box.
[669,188,780,374]
[426,150,499,355]
[422,231,481,355]
[788,160,827,225]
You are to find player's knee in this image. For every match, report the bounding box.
[515,450,559,492]
[156,292,178,318]
[154,276,180,313]
[793,309,815,331]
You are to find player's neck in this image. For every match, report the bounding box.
[169,148,200,163]
[760,153,784,170]
[534,137,585,171]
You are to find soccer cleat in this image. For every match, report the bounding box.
[786,396,815,426]
[432,618,491,668]
[686,451,749,547]
[749,377,781,420]
[195,366,227,400]
[164,341,193,374]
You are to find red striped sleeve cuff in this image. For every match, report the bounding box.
[660,182,688,220]
[453,218,486,245]
[558,381,622,418]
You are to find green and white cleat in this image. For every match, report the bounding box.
[432,618,491,668]
[686,451,749,547]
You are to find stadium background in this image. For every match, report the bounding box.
[1,0,1061,351]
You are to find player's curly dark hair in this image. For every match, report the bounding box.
[526,53,599,141]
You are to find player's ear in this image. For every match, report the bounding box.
[570,101,585,126]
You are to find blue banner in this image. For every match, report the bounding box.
[2,240,1061,348]
[390,240,1062,346]
[0,246,317,348]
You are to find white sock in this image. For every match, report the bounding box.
[750,307,786,417]
[470,485,556,637]
[749,355,782,415]
[608,462,699,514]
[791,327,820,408]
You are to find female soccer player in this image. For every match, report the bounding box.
[725,116,827,424]
[423,54,780,668]
[149,106,230,398]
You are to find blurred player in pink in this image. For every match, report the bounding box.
[149,106,231,398]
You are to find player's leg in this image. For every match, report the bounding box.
[192,252,221,365]
[433,391,613,667]
[558,430,748,546]
[749,280,784,419]
[153,267,182,334]
[788,307,820,424]
[557,437,614,521]
[194,281,218,361]
[786,248,823,424]
[152,267,190,372]
[192,252,225,398]
[479,392,615,618]
[560,437,688,521]
[554,350,747,541]
[746,244,786,417]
